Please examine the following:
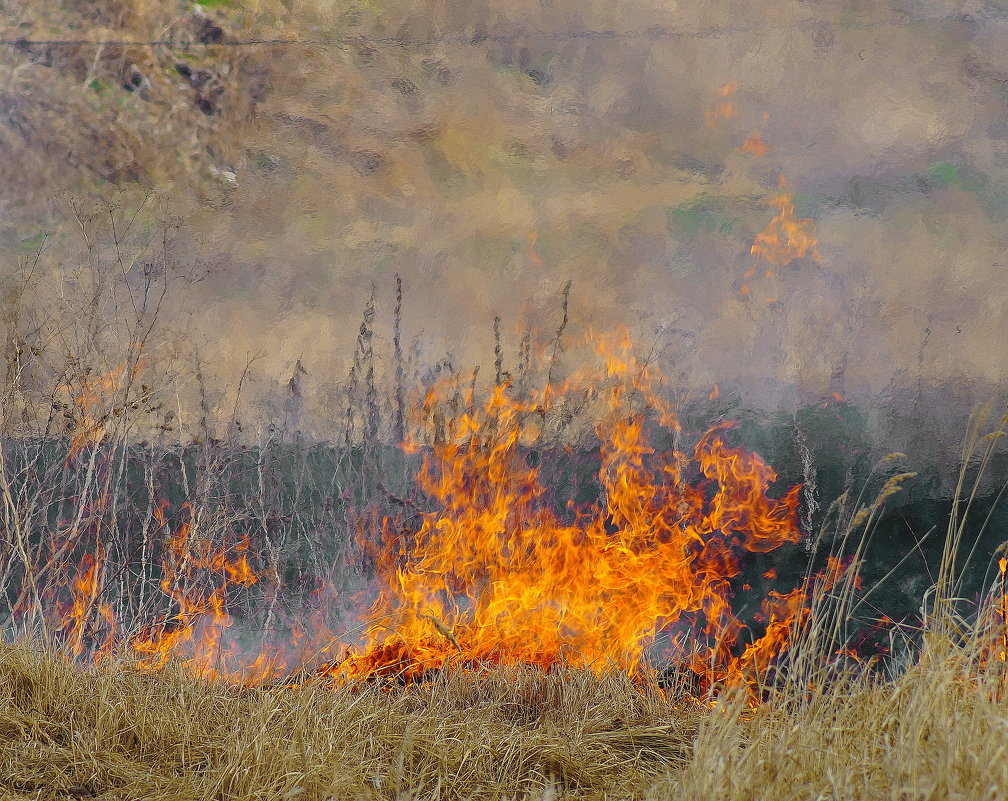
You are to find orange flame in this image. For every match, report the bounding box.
[529,232,542,267]
[42,335,852,700]
[971,556,1008,688]
[322,344,812,693]
[705,82,738,128]
[751,192,820,266]
[128,502,262,680]
[64,348,145,459]
[998,557,1007,665]
[60,552,116,660]
[740,132,769,157]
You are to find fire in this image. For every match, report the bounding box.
[705,82,738,128]
[322,341,817,693]
[740,132,769,157]
[971,555,1008,699]
[60,552,116,660]
[45,498,276,681]
[129,502,262,679]
[34,333,849,700]
[996,557,1007,664]
[751,190,820,266]
[528,231,542,267]
[62,346,145,459]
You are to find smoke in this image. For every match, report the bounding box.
[4,0,1006,472]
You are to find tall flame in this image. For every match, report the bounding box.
[323,342,813,692]
[60,552,116,660]
[34,335,852,699]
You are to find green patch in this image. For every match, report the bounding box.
[667,194,738,239]
[194,0,234,8]
[784,191,826,219]
[923,161,987,193]
[926,161,959,186]
[837,11,873,29]
[921,212,962,249]
[14,232,48,254]
[421,145,469,199]
[87,78,114,95]
[253,153,275,170]
[982,184,1008,224]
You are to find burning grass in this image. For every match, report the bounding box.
[323,338,818,693]
[2,245,1008,798]
[1,385,1006,800]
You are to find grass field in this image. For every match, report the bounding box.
[1,280,1006,798]
[4,4,1008,798]
[1,622,1007,800]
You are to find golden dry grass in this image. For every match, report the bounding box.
[0,632,1006,801]
[0,644,699,800]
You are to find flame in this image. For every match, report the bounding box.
[751,191,820,266]
[705,103,736,128]
[740,132,769,157]
[529,231,542,267]
[725,556,846,685]
[127,502,262,680]
[63,348,145,459]
[705,82,738,128]
[60,552,116,660]
[40,334,851,700]
[998,557,1007,665]
[322,342,815,693]
[971,556,1008,698]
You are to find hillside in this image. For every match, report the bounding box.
[2,0,1007,450]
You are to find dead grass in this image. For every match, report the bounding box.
[1,225,1006,798]
[0,644,701,800]
[0,0,309,211]
[0,632,1006,800]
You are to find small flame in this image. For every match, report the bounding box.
[705,82,738,128]
[740,132,769,157]
[529,232,542,267]
[751,191,820,266]
[63,349,145,459]
[61,552,116,660]
[128,503,262,680]
[999,558,1008,665]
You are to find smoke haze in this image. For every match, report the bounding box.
[3,0,1007,462]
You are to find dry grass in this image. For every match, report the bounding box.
[0,0,308,212]
[666,637,1008,801]
[0,632,1006,800]
[1,230,1006,798]
[0,644,700,800]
